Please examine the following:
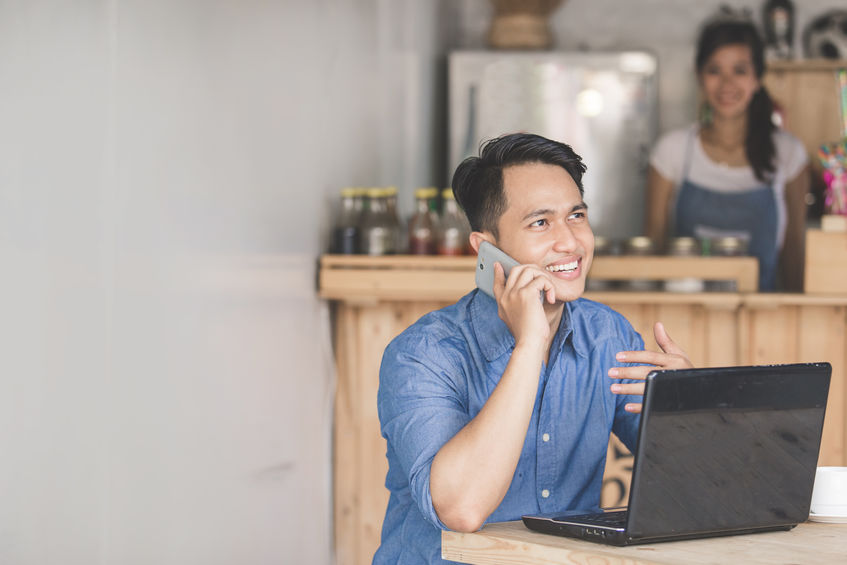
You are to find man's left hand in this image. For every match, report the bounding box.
[608,322,693,413]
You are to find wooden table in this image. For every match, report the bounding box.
[441,520,847,564]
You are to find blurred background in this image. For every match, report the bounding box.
[0,1,844,564]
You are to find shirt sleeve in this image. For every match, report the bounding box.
[649,128,688,185]
[377,330,472,531]
[611,319,646,453]
[776,130,809,182]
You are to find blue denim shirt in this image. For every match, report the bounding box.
[374,290,644,564]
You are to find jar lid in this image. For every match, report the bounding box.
[340,187,357,198]
[442,188,455,199]
[712,236,746,254]
[626,236,655,254]
[594,235,613,255]
[669,237,699,256]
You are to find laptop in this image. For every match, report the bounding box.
[522,362,832,546]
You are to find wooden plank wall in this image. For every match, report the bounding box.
[333,297,847,565]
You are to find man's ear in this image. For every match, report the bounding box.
[469,231,495,254]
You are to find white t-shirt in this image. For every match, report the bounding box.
[649,124,808,249]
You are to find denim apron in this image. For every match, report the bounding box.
[674,132,778,291]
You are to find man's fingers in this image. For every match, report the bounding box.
[609,364,656,380]
[654,322,686,356]
[609,382,645,395]
[615,349,675,367]
[492,261,506,300]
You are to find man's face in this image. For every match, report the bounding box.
[493,162,594,303]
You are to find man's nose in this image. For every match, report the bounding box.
[552,222,577,251]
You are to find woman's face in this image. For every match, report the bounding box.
[698,43,760,121]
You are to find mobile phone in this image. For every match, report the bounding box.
[475,241,520,299]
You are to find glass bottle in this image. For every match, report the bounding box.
[332,187,360,254]
[408,187,439,255]
[384,186,404,254]
[361,187,396,255]
[437,188,470,255]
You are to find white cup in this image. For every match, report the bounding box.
[809,466,847,516]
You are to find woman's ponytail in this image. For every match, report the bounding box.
[746,85,776,182]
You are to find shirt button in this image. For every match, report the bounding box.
[542,433,550,442]
[541,489,550,498]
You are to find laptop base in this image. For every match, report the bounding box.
[522,514,795,546]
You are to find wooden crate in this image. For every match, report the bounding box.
[805,229,847,293]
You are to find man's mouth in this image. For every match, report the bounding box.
[546,260,579,273]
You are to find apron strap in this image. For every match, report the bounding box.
[682,127,696,181]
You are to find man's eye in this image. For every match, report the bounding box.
[530,219,547,227]
[568,211,586,221]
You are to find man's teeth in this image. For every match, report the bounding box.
[547,261,578,273]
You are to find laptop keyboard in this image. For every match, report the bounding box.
[556,510,628,527]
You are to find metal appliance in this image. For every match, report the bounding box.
[448,51,659,240]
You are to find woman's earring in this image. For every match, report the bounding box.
[699,102,713,126]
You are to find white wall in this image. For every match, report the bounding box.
[0,1,448,564]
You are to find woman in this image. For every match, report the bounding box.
[645,17,809,291]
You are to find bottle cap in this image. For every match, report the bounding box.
[414,187,438,199]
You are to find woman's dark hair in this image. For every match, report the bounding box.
[696,19,776,182]
[451,133,586,236]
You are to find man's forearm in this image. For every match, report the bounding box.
[430,340,544,532]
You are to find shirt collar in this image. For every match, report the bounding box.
[469,290,576,362]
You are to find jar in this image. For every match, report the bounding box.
[712,236,748,256]
[709,236,748,291]
[437,188,471,255]
[664,237,705,293]
[408,187,440,255]
[384,186,404,253]
[586,235,619,291]
[623,236,659,291]
[331,187,360,254]
[361,188,397,256]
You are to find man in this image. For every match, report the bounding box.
[374,133,692,564]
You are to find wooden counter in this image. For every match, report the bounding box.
[320,255,847,565]
[441,520,847,564]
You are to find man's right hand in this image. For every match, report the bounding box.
[492,261,556,350]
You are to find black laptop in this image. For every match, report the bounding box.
[522,362,832,546]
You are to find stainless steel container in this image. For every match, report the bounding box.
[623,236,659,291]
[586,235,619,291]
[664,237,705,293]
[709,236,748,292]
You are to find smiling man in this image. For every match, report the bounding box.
[374,133,692,564]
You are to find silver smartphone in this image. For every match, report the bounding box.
[475,241,520,299]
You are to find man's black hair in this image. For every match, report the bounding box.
[451,133,586,237]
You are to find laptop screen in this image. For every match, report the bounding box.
[627,363,831,540]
